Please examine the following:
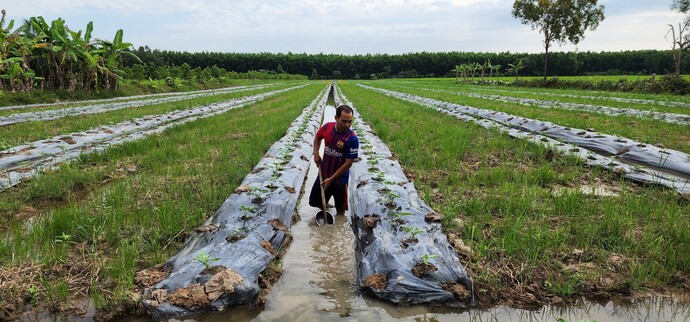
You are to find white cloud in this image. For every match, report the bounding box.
[2,0,681,54]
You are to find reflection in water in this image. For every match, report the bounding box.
[308,214,357,318]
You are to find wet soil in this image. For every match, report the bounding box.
[411,262,438,278]
[441,282,472,301]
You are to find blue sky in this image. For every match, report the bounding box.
[3,0,684,54]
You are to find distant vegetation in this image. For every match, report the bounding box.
[0,10,138,92]
[122,47,689,80]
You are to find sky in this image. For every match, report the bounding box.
[3,0,685,55]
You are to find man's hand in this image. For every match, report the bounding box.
[321,176,334,189]
[313,154,322,166]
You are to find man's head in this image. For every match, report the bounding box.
[334,104,353,132]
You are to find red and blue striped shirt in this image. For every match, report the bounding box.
[317,122,359,185]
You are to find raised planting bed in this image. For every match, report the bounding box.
[141,84,331,319]
[0,83,282,112]
[0,84,278,125]
[400,86,690,126]
[333,85,475,307]
[360,85,690,197]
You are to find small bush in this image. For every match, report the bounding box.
[507,74,690,95]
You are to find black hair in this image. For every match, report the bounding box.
[336,104,353,117]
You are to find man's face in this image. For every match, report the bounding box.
[335,111,353,132]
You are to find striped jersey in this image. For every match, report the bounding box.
[317,122,359,185]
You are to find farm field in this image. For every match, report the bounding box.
[367,79,690,154]
[409,77,690,106]
[0,82,321,319]
[487,74,690,83]
[339,80,690,306]
[0,78,688,320]
[0,82,300,149]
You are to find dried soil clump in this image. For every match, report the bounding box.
[168,284,210,308]
[260,240,276,256]
[441,282,472,301]
[364,273,387,290]
[363,215,380,229]
[411,262,438,278]
[447,233,473,259]
[424,212,442,222]
[135,265,169,288]
[59,136,77,144]
[204,269,244,302]
[268,218,288,232]
[194,224,219,233]
[200,265,227,276]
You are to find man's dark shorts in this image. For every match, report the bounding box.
[309,177,348,211]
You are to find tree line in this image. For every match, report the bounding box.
[122,47,687,80]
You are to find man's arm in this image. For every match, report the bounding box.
[313,133,322,166]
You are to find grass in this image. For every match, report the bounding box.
[0,78,290,107]
[339,81,690,305]
[0,83,323,315]
[363,80,690,154]
[0,82,305,147]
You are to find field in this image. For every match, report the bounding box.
[0,78,688,319]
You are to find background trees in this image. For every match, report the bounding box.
[0,11,136,92]
[512,0,605,80]
[668,0,690,74]
[122,50,681,80]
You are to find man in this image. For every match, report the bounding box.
[309,104,359,216]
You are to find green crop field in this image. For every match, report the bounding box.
[0,78,688,319]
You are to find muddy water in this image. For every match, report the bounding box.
[112,106,690,322]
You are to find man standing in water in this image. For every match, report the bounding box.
[310,104,359,216]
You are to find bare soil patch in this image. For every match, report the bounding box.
[441,282,472,301]
[364,273,387,290]
[411,262,438,278]
[363,215,380,229]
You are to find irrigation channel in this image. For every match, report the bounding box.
[109,84,690,321]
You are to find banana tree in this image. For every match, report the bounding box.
[507,59,525,81]
[453,65,461,83]
[486,60,493,80]
[95,29,140,89]
[492,64,502,81]
[0,10,39,91]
